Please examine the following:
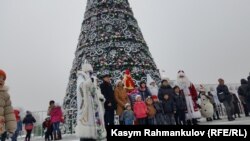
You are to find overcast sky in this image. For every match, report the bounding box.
[1,0,250,111]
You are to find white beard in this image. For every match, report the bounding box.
[177,77,191,90]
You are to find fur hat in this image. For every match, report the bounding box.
[81,60,93,73]
[135,95,141,100]
[151,95,158,100]
[0,69,6,80]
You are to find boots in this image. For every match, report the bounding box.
[57,131,62,140]
[192,119,198,125]
[53,132,58,140]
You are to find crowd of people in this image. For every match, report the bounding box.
[99,70,250,126]
[0,69,65,141]
[1,66,250,141]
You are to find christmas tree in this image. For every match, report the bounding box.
[63,0,161,129]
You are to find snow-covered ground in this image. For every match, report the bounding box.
[199,115,250,125]
[25,115,250,141]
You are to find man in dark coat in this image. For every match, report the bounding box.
[238,79,249,116]
[100,74,116,126]
[216,78,234,121]
[158,78,174,101]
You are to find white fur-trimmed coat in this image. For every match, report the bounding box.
[0,86,17,134]
[75,71,106,141]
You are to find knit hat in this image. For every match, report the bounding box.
[124,103,131,109]
[151,95,158,100]
[0,69,6,80]
[135,95,141,100]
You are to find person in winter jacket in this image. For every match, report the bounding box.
[145,97,156,125]
[238,79,249,116]
[231,93,241,118]
[162,93,176,125]
[208,92,221,120]
[100,74,116,126]
[173,86,187,125]
[11,109,23,141]
[127,86,140,108]
[138,81,151,102]
[120,103,135,125]
[133,95,148,125]
[43,117,53,141]
[114,80,129,124]
[48,101,63,140]
[151,95,166,125]
[217,78,234,121]
[147,74,158,96]
[23,111,36,141]
[0,69,17,141]
[158,77,174,101]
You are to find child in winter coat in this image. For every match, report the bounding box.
[162,93,176,125]
[173,86,187,125]
[128,86,140,108]
[145,97,156,125]
[43,117,53,141]
[0,69,17,140]
[23,111,36,141]
[120,103,135,125]
[152,95,166,125]
[133,95,148,125]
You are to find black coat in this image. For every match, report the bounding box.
[153,102,164,114]
[162,98,176,114]
[100,81,116,110]
[158,85,174,101]
[153,102,166,125]
[216,84,231,102]
[23,114,36,125]
[238,84,248,97]
[173,92,187,111]
[138,88,151,101]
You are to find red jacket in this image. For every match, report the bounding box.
[133,101,147,119]
[14,110,21,121]
[50,106,63,123]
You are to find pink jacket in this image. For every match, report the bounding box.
[50,106,63,123]
[133,101,147,119]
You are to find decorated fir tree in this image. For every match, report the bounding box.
[63,0,161,129]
